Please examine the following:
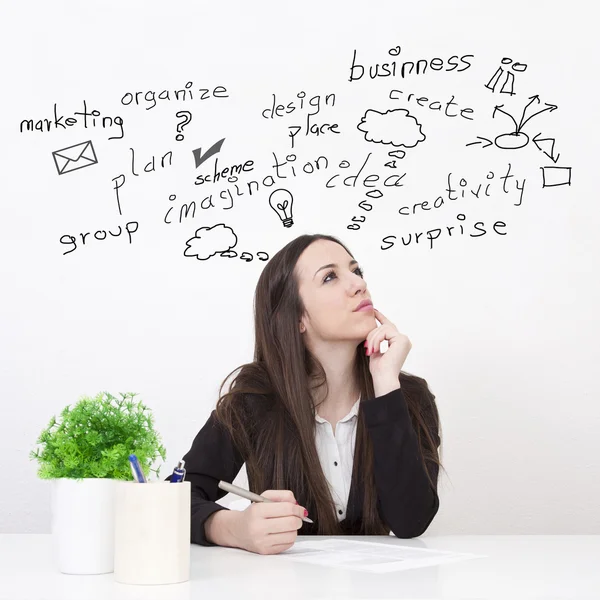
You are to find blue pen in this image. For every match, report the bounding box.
[128,454,147,483]
[170,460,186,483]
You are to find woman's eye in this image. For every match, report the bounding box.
[323,267,364,283]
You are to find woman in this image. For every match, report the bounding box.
[177,233,443,555]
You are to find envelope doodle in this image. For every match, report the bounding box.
[52,141,98,175]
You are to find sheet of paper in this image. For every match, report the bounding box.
[274,538,487,573]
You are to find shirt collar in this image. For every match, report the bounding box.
[315,396,361,424]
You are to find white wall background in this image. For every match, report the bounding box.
[1,0,598,534]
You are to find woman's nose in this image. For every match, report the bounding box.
[351,277,367,293]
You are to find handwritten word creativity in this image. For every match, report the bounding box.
[120,82,229,110]
[396,164,527,217]
[19,100,124,139]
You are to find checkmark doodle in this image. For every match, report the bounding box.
[192,138,225,169]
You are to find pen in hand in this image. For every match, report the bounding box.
[218,480,314,524]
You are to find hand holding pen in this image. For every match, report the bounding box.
[214,481,312,556]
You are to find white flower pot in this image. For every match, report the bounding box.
[51,478,116,574]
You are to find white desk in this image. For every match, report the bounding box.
[0,534,597,599]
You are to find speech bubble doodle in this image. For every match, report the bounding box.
[357,108,426,151]
[183,223,237,260]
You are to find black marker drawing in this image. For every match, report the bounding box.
[175,111,192,141]
[220,250,269,261]
[347,189,384,231]
[52,141,98,175]
[385,161,397,169]
[262,91,336,120]
[348,48,474,82]
[388,150,405,159]
[59,221,139,255]
[195,155,254,186]
[485,57,528,95]
[183,223,269,262]
[120,83,229,110]
[380,212,508,252]
[532,133,560,163]
[388,90,474,121]
[111,148,173,216]
[288,117,340,149]
[441,164,526,208]
[184,223,238,260]
[540,166,571,188]
[268,189,294,227]
[21,101,124,140]
[193,138,225,168]
[357,109,425,160]
[466,95,558,151]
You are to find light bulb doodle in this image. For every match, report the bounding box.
[268,188,294,227]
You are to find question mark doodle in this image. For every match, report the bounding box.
[175,111,192,141]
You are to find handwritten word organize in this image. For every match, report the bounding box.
[120,82,229,110]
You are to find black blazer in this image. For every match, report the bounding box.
[172,387,440,545]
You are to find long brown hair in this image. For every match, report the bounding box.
[214,233,444,535]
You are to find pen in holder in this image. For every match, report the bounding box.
[114,481,191,585]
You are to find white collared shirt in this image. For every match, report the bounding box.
[314,396,361,521]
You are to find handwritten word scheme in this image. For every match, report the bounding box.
[14,43,572,258]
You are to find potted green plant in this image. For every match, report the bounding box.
[30,391,166,575]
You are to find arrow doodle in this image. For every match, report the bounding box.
[466,136,493,148]
[532,133,560,163]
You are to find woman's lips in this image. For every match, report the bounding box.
[356,304,374,312]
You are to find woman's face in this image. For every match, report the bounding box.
[295,240,376,343]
